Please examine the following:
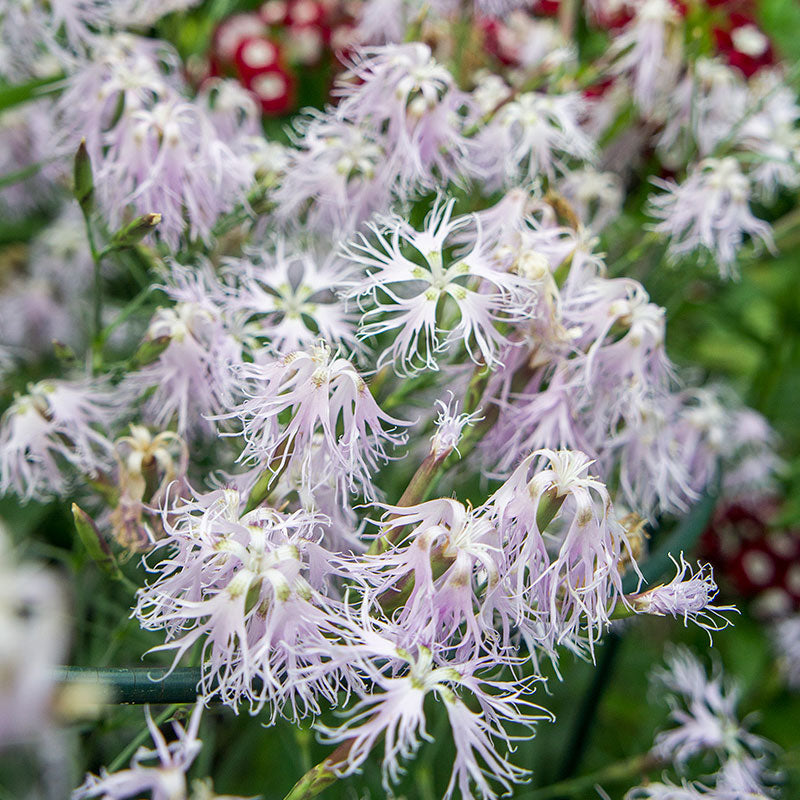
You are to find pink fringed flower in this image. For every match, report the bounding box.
[225,240,359,353]
[359,499,511,660]
[136,489,355,718]
[129,268,245,438]
[218,341,408,498]
[610,0,683,115]
[318,646,548,800]
[486,448,639,657]
[484,91,596,184]
[651,647,770,768]
[334,44,481,193]
[273,113,391,233]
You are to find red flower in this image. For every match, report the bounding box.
[713,14,775,77]
[246,66,296,114]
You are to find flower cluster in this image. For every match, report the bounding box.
[0,1,792,798]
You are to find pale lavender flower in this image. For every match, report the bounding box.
[56,34,255,248]
[612,384,766,517]
[649,157,774,277]
[97,95,255,248]
[197,79,261,145]
[0,378,115,501]
[73,703,204,800]
[626,757,774,799]
[495,13,575,71]
[129,267,245,438]
[336,44,454,142]
[651,648,769,769]
[0,526,68,748]
[486,448,639,657]
[265,435,366,554]
[359,499,511,660]
[217,341,408,499]
[429,392,483,458]
[562,278,673,445]
[335,44,479,192]
[486,370,590,476]
[738,73,800,199]
[345,197,536,374]
[56,33,183,162]
[354,0,409,44]
[721,407,781,502]
[273,114,390,233]
[0,277,77,359]
[0,0,112,77]
[318,646,548,799]
[482,91,595,185]
[715,756,775,799]
[136,489,354,718]
[658,59,747,160]
[630,554,737,636]
[612,391,703,516]
[225,240,359,353]
[0,206,99,357]
[558,168,624,232]
[610,0,683,115]
[0,102,60,218]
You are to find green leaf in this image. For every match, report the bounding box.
[0,74,62,112]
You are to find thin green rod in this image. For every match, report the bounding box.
[56,666,205,705]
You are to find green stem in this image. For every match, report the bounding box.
[99,285,158,344]
[519,752,660,800]
[555,632,622,783]
[106,704,183,772]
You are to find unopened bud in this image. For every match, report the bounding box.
[109,212,161,249]
[73,139,94,213]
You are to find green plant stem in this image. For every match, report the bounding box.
[555,632,622,783]
[519,752,660,800]
[106,704,183,772]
